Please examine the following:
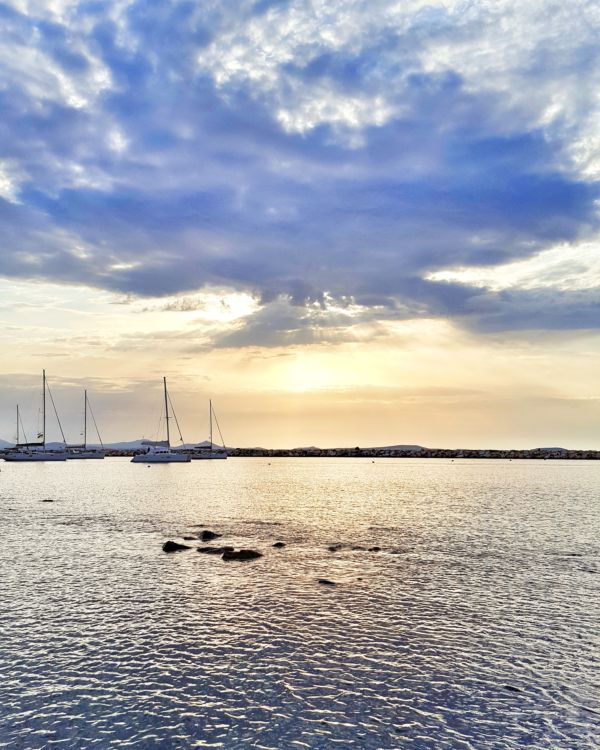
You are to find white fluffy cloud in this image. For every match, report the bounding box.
[195,0,600,174]
[0,0,598,337]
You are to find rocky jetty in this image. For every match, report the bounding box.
[76,445,600,460]
[225,446,600,460]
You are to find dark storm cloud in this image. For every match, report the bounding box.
[0,0,598,336]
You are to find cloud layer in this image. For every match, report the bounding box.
[1,0,599,340]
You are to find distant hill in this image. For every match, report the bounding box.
[103,439,220,450]
[0,440,70,450]
[295,444,426,451]
[0,439,577,454]
[100,439,159,450]
[0,437,224,451]
[0,439,427,451]
[372,444,426,451]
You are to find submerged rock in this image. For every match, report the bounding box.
[197,546,234,555]
[182,536,196,540]
[162,541,191,553]
[328,544,343,552]
[318,578,336,586]
[222,549,263,561]
[200,530,221,541]
[272,542,286,548]
[503,685,522,693]
[368,546,381,552]
[42,499,54,503]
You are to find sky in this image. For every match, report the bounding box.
[0,0,599,448]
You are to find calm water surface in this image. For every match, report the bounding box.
[0,458,598,749]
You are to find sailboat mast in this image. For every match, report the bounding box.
[164,377,171,447]
[16,404,19,445]
[84,390,87,448]
[209,399,212,449]
[42,369,46,448]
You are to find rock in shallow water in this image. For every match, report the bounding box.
[318,578,337,586]
[162,541,191,552]
[222,549,263,561]
[272,542,286,548]
[200,530,221,541]
[197,546,234,555]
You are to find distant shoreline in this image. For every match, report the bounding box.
[2,445,598,460]
[96,447,600,459]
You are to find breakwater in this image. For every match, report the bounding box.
[95,446,600,459]
[5,446,597,459]
[228,447,599,459]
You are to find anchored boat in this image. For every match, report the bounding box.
[67,390,106,459]
[131,378,191,463]
[183,400,228,460]
[3,371,68,461]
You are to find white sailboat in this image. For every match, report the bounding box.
[3,371,68,461]
[131,378,191,463]
[189,400,228,459]
[67,390,106,459]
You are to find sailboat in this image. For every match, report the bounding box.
[189,400,228,460]
[3,371,68,461]
[67,390,106,459]
[131,378,191,463]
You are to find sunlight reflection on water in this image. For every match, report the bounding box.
[0,458,598,749]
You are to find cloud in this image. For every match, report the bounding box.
[456,287,600,333]
[427,241,600,291]
[0,0,599,341]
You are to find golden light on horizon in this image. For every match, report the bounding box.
[0,277,599,449]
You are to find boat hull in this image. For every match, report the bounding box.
[3,452,68,462]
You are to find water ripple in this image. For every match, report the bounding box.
[0,458,598,749]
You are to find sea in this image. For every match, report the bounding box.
[0,458,598,749]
